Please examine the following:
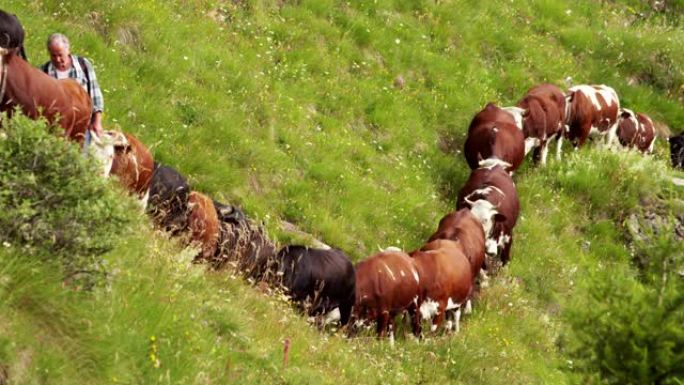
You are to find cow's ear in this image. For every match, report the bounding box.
[494,213,507,223]
[620,111,631,119]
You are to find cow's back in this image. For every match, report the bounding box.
[426,209,486,276]
[355,252,420,316]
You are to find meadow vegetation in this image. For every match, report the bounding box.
[1,0,683,383]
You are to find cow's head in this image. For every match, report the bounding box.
[89,130,118,177]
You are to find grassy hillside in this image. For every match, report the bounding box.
[1,0,683,384]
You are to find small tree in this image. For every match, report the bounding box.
[0,114,133,284]
[563,224,684,384]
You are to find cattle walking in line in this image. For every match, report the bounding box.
[410,239,473,333]
[670,132,684,170]
[0,46,92,143]
[457,163,520,267]
[273,245,356,326]
[146,164,191,236]
[425,209,486,282]
[212,203,277,281]
[464,103,525,173]
[354,250,422,338]
[565,84,620,149]
[187,191,221,263]
[616,109,656,154]
[506,83,567,165]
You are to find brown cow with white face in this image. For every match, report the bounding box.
[456,164,520,267]
[187,191,220,264]
[425,209,486,280]
[353,250,421,338]
[504,83,567,165]
[464,103,525,173]
[616,109,656,154]
[565,84,620,148]
[411,239,473,334]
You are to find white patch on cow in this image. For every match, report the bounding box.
[492,126,499,133]
[139,188,150,210]
[540,140,550,166]
[400,270,406,278]
[524,137,540,156]
[380,261,396,282]
[454,308,462,333]
[502,106,525,130]
[430,323,438,332]
[445,320,453,331]
[466,199,499,236]
[381,246,403,252]
[485,238,498,256]
[498,233,511,248]
[411,268,420,285]
[555,133,564,161]
[420,298,440,320]
[89,130,116,177]
[323,308,341,325]
[446,298,460,311]
[464,299,473,315]
[478,157,512,170]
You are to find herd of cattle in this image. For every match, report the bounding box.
[2,9,684,340]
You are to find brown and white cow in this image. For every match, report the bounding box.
[90,130,154,201]
[187,191,220,264]
[464,103,525,173]
[411,239,473,333]
[616,109,656,154]
[353,250,422,338]
[425,208,486,280]
[456,163,520,266]
[565,84,620,148]
[504,83,567,165]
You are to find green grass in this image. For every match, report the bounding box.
[1,0,683,383]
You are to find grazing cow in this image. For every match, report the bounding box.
[425,209,486,279]
[410,239,473,333]
[107,131,155,199]
[0,47,91,143]
[506,83,567,165]
[274,245,356,326]
[212,204,277,281]
[146,164,190,236]
[464,103,525,173]
[616,109,656,154]
[187,191,220,263]
[354,251,422,338]
[565,84,620,148]
[457,163,520,266]
[670,132,684,169]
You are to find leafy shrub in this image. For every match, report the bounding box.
[563,225,684,384]
[0,114,133,282]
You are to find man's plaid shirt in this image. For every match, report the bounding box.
[43,54,104,114]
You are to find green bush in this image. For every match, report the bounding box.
[563,227,684,384]
[0,114,133,282]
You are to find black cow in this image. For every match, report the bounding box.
[146,163,190,235]
[670,132,684,170]
[274,245,356,326]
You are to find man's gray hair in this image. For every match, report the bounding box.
[47,33,69,50]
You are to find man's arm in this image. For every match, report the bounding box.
[81,57,105,134]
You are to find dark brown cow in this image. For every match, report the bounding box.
[354,251,421,338]
[616,109,656,154]
[411,239,473,333]
[464,103,525,173]
[187,191,220,263]
[565,84,620,148]
[0,48,91,143]
[456,164,520,266]
[108,131,155,199]
[506,83,566,165]
[425,209,486,280]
